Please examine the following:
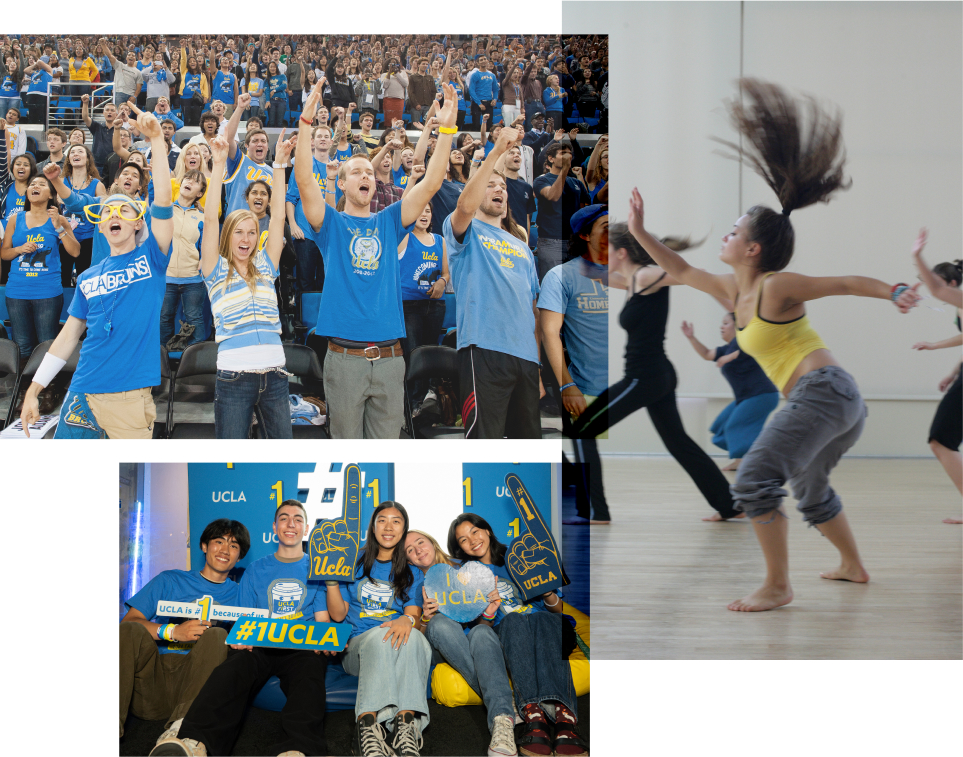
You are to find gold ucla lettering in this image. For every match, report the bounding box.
[305,625,321,645]
[288,624,307,644]
[320,555,351,577]
[267,622,288,643]
[319,626,340,646]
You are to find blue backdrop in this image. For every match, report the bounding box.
[187,463,394,572]
[461,463,552,545]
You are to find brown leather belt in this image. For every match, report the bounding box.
[327,341,403,361]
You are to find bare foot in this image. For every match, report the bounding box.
[943,517,963,524]
[721,459,742,471]
[820,564,870,582]
[728,584,793,612]
[589,520,611,525]
[702,512,746,522]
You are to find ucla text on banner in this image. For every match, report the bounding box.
[424,562,496,623]
[461,463,552,544]
[308,463,362,581]
[505,473,571,602]
[157,597,269,623]
[225,615,351,651]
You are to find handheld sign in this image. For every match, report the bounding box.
[308,464,362,581]
[423,562,496,623]
[225,615,350,652]
[504,473,570,602]
[156,596,270,623]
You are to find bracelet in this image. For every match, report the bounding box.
[272,162,288,169]
[543,593,560,607]
[406,614,416,626]
[559,382,577,391]
[299,116,313,125]
[325,580,340,586]
[162,624,177,642]
[420,614,431,623]
[890,284,910,303]
[438,126,457,134]
[33,352,67,389]
[481,609,496,620]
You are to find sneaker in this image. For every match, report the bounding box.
[390,711,422,757]
[488,714,518,756]
[148,736,207,756]
[513,700,523,725]
[353,713,396,756]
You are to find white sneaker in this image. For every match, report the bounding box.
[148,736,207,756]
[155,719,183,745]
[488,714,518,756]
[512,700,523,725]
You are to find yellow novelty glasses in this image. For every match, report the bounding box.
[84,200,148,224]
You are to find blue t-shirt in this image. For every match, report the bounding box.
[183,73,203,98]
[340,558,424,639]
[532,173,591,240]
[2,186,28,229]
[137,60,152,92]
[27,70,52,95]
[212,71,236,104]
[715,339,778,403]
[484,560,559,627]
[398,232,444,301]
[286,155,328,234]
[0,74,19,96]
[69,228,170,393]
[237,553,326,620]
[63,177,101,241]
[538,257,609,396]
[452,82,467,112]
[443,215,539,363]
[5,212,62,300]
[243,77,264,101]
[310,201,413,342]
[224,151,273,217]
[124,569,240,655]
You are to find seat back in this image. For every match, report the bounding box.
[0,339,19,378]
[405,345,458,385]
[283,343,323,381]
[173,342,219,381]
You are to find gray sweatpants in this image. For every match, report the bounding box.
[537,237,566,281]
[731,366,866,525]
[323,348,406,439]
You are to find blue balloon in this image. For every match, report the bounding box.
[424,562,496,624]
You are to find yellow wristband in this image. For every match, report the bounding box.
[438,126,458,135]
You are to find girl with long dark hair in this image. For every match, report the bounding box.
[630,79,919,611]
[448,513,588,757]
[326,501,431,757]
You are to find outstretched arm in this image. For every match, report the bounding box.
[295,88,328,231]
[912,334,963,351]
[912,228,963,308]
[201,135,229,277]
[627,187,737,303]
[680,321,717,361]
[224,92,251,160]
[401,82,458,227]
[450,125,520,237]
[131,105,173,252]
[266,129,297,269]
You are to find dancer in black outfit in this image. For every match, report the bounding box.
[571,223,742,520]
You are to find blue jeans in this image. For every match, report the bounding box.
[160,282,208,348]
[5,294,62,358]
[114,90,135,105]
[0,97,21,116]
[214,368,293,439]
[243,105,261,121]
[710,391,780,459]
[402,297,446,405]
[268,99,287,127]
[425,614,513,731]
[496,611,576,716]
[342,626,432,734]
[293,236,324,293]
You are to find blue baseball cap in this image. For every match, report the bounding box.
[570,204,608,236]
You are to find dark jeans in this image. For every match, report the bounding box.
[470,100,496,127]
[25,93,48,125]
[178,647,328,756]
[268,99,287,127]
[293,236,325,294]
[496,611,576,715]
[288,90,302,112]
[160,282,208,348]
[60,237,92,287]
[214,367,293,439]
[5,293,62,357]
[182,100,203,127]
[402,297,446,406]
[119,622,228,736]
[572,362,739,518]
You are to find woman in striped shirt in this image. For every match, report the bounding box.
[201,131,296,439]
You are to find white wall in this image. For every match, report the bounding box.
[144,462,190,574]
[566,1,962,456]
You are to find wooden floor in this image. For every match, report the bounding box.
[591,457,962,659]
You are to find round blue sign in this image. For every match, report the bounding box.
[424,562,496,623]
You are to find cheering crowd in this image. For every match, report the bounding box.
[0,33,610,440]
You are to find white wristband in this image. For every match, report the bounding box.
[272,162,288,169]
[33,353,67,389]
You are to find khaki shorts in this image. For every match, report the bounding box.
[87,387,156,440]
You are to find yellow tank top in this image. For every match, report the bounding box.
[735,272,829,392]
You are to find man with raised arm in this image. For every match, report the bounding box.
[20,106,174,439]
[221,92,274,216]
[295,83,460,439]
[444,125,542,438]
[120,519,251,745]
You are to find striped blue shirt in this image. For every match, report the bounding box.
[203,249,282,352]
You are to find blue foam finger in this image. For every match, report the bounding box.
[309,463,363,581]
[504,473,570,601]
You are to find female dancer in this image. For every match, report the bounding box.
[681,314,779,471]
[326,502,431,757]
[201,134,293,439]
[910,232,962,523]
[404,529,517,757]
[449,513,587,757]
[570,224,742,520]
[630,79,919,610]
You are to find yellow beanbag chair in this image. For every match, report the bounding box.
[431,602,590,707]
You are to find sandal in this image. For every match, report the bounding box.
[552,704,588,756]
[516,704,552,757]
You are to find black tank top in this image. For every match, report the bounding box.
[620,273,671,378]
